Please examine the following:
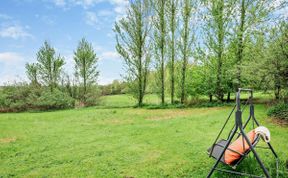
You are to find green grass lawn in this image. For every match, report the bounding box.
[1,95,287,177]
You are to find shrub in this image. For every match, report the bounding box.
[0,84,32,112]
[34,89,75,110]
[267,103,288,120]
[0,84,75,112]
[84,87,101,106]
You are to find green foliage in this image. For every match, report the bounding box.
[267,103,288,120]
[0,83,32,112]
[151,0,167,105]
[99,80,127,95]
[114,0,151,106]
[166,0,179,104]
[74,38,99,104]
[35,89,75,110]
[83,86,101,106]
[0,84,75,112]
[25,63,39,86]
[185,64,202,98]
[179,0,194,104]
[36,41,65,91]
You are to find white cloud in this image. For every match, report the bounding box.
[84,9,116,29]
[35,14,56,26]
[48,0,128,21]
[0,52,27,85]
[85,11,100,28]
[73,0,102,9]
[91,42,120,61]
[109,0,129,20]
[98,76,116,85]
[0,52,24,64]
[54,0,66,7]
[98,9,114,17]
[100,51,119,60]
[0,25,33,39]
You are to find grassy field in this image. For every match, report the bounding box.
[0,94,287,177]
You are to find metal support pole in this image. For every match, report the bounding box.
[240,127,270,177]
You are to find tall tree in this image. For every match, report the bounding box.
[115,0,151,107]
[203,0,234,101]
[167,0,179,104]
[233,0,280,90]
[37,41,65,91]
[266,21,288,101]
[25,63,39,86]
[152,0,167,105]
[179,0,194,104]
[74,38,99,103]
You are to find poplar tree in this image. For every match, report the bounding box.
[115,0,151,107]
[203,0,234,101]
[179,0,193,104]
[25,63,39,86]
[37,41,65,91]
[167,0,179,104]
[234,0,277,90]
[152,0,167,105]
[74,38,99,103]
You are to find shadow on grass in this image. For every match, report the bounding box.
[212,156,288,178]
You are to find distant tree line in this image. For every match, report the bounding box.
[99,80,127,96]
[115,0,288,106]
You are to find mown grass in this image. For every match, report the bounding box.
[0,94,287,177]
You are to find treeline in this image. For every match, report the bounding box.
[0,38,100,112]
[115,0,288,106]
[99,80,127,95]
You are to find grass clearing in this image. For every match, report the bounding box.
[1,95,287,177]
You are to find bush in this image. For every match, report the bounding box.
[34,89,75,110]
[84,87,101,106]
[0,84,32,112]
[0,84,75,112]
[267,103,288,120]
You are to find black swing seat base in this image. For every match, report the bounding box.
[207,137,260,168]
[207,139,227,165]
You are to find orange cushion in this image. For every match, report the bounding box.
[224,130,256,165]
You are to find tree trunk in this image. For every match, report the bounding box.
[216,49,224,101]
[274,60,281,100]
[138,73,143,107]
[215,0,224,102]
[170,0,176,104]
[227,92,231,102]
[236,0,246,91]
[209,95,213,102]
[181,55,187,104]
[180,2,189,104]
[138,38,143,107]
[275,81,280,100]
[161,50,165,105]
[171,51,175,104]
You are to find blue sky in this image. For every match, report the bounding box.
[0,0,128,85]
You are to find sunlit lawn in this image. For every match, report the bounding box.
[0,94,287,177]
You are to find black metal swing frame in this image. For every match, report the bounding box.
[207,88,279,178]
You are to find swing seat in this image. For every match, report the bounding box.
[208,130,260,166]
